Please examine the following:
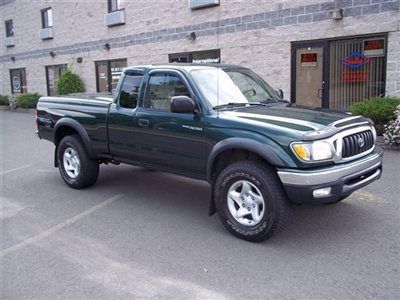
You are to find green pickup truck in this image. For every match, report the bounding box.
[36,64,383,241]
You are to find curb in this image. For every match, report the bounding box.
[0,106,35,113]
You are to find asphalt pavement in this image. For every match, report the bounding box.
[1,110,399,299]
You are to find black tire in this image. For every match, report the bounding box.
[57,134,99,189]
[214,160,291,242]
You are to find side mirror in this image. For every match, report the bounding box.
[276,89,284,99]
[170,96,197,114]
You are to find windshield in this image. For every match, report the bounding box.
[190,68,280,108]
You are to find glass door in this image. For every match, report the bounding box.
[10,68,27,94]
[96,61,109,92]
[46,64,67,96]
[96,59,127,92]
[294,45,326,107]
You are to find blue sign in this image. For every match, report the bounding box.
[342,52,371,69]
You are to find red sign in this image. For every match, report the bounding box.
[364,39,384,51]
[342,70,369,83]
[300,53,317,67]
[363,39,385,56]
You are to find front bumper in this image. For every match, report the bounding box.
[277,147,383,204]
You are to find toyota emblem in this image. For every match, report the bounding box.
[358,137,365,148]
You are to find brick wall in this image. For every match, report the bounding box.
[0,0,399,99]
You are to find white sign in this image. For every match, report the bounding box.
[192,57,220,64]
[12,75,21,91]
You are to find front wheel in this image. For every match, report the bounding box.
[57,134,99,189]
[214,161,291,242]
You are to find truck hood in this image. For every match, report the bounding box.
[218,102,371,140]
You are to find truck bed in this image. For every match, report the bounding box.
[36,93,114,157]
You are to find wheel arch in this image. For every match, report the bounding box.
[53,118,96,166]
[206,138,287,216]
[207,138,285,182]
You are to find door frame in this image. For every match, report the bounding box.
[95,58,127,92]
[291,40,330,108]
[45,64,67,96]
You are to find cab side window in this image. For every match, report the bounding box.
[119,73,143,109]
[144,73,190,111]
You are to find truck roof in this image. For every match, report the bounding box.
[124,63,248,73]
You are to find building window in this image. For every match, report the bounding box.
[10,68,27,94]
[95,59,127,92]
[108,0,122,12]
[45,64,67,96]
[169,49,221,63]
[41,7,53,28]
[5,19,14,37]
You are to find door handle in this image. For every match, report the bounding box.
[138,119,149,127]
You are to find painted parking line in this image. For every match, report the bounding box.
[0,194,124,257]
[0,165,30,176]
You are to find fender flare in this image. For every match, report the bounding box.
[206,137,285,182]
[54,118,96,159]
[206,138,286,216]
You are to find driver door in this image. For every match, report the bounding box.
[132,71,207,177]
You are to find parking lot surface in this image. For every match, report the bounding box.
[1,110,399,299]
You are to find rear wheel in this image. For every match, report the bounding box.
[57,134,99,189]
[214,161,291,242]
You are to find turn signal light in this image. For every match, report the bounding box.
[292,144,311,161]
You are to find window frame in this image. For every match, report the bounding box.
[45,64,67,96]
[142,69,199,114]
[41,7,53,29]
[5,19,14,37]
[117,71,144,109]
[168,49,221,64]
[107,0,123,13]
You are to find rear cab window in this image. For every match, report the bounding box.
[118,72,143,109]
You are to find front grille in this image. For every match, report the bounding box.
[341,130,374,158]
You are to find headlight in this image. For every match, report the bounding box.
[291,141,335,162]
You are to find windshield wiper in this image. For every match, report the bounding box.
[261,98,290,103]
[213,102,267,109]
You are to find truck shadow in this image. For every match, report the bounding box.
[96,164,381,249]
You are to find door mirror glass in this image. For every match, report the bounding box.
[170,96,196,114]
[276,88,284,99]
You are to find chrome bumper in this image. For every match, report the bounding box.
[277,148,383,186]
[277,147,383,203]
